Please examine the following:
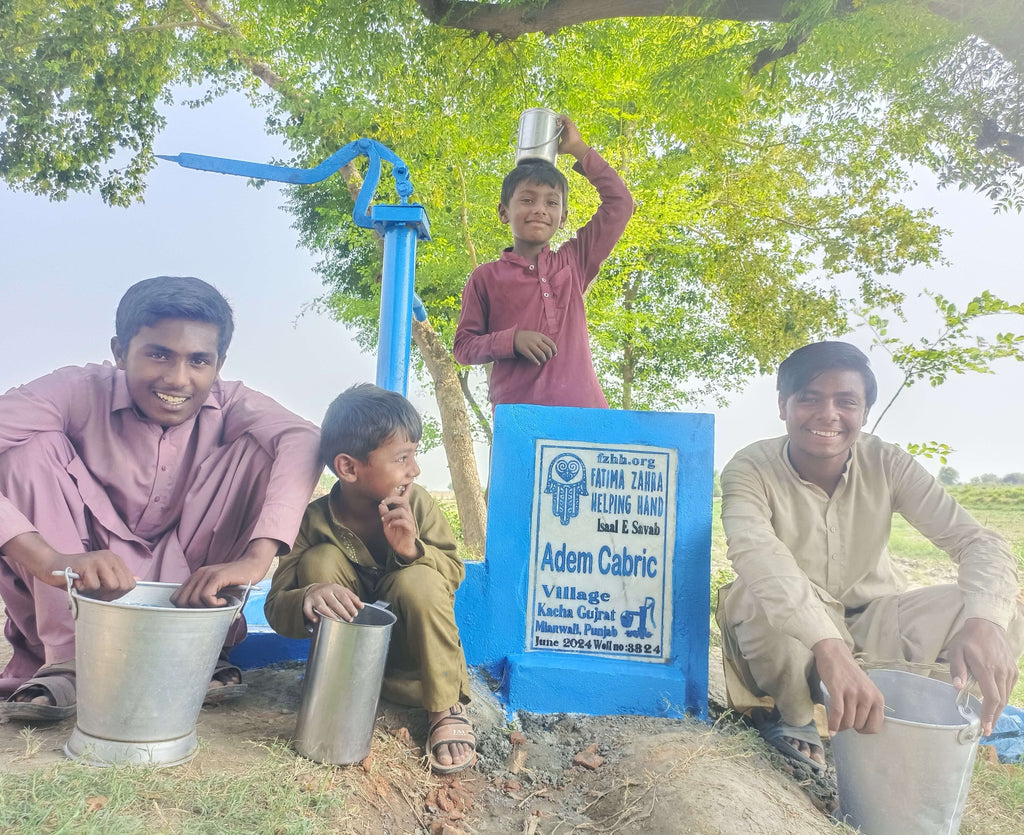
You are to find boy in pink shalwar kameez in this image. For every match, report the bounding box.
[0,276,321,720]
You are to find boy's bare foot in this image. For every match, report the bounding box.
[427,703,477,774]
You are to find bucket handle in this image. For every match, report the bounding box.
[513,122,564,153]
[53,568,81,619]
[955,673,982,744]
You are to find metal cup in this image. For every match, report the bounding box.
[515,108,562,165]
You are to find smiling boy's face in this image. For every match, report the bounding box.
[336,432,421,503]
[779,368,869,474]
[111,318,224,427]
[498,178,568,249]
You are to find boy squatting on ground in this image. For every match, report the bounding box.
[0,276,322,721]
[452,115,634,409]
[264,384,474,775]
[717,341,1024,773]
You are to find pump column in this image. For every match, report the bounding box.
[373,204,430,395]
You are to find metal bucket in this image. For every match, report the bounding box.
[515,107,562,165]
[824,669,982,835]
[65,582,242,767]
[294,603,396,765]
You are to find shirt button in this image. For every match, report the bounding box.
[529,265,535,271]
[829,526,836,532]
[541,277,547,283]
[830,553,837,560]
[154,496,161,503]
[161,465,168,472]
[543,292,550,298]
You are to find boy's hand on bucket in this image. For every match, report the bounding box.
[172,538,276,608]
[54,550,136,601]
[4,532,135,601]
[947,617,1018,736]
[171,562,252,608]
[303,583,363,624]
[814,638,886,735]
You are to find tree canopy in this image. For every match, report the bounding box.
[2,0,1022,545]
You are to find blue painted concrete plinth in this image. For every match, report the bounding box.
[229,581,311,669]
[455,404,713,719]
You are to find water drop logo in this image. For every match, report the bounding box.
[544,453,588,525]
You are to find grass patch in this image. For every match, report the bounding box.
[963,756,1024,834]
[0,740,360,834]
[0,727,436,834]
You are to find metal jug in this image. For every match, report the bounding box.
[293,602,396,765]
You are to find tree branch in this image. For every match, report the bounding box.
[978,118,1024,165]
[415,0,791,37]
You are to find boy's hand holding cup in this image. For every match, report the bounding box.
[556,115,590,160]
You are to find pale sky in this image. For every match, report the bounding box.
[1,92,1022,488]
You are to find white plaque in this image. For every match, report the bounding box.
[526,440,676,662]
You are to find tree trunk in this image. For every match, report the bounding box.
[412,318,489,555]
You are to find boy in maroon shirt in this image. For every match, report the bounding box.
[453,115,634,409]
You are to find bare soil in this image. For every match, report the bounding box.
[0,617,842,834]
[0,550,1008,834]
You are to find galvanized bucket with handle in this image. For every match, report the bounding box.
[824,668,982,835]
[65,580,242,767]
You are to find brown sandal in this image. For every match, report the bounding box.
[427,705,477,775]
[203,650,247,705]
[0,660,76,722]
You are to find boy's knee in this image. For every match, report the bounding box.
[387,565,452,613]
[296,543,357,587]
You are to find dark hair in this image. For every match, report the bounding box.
[115,276,235,357]
[320,383,423,472]
[500,159,569,207]
[777,341,878,409]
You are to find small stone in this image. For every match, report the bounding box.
[573,743,605,770]
[361,754,374,773]
[505,744,528,773]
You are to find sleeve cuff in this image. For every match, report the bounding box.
[963,593,1016,630]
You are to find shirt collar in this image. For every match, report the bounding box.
[499,245,552,266]
[780,437,855,493]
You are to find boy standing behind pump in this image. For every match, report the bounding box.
[264,384,475,775]
[453,115,634,409]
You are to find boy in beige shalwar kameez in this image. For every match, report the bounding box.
[717,341,1024,772]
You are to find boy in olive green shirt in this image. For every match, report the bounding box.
[265,384,474,774]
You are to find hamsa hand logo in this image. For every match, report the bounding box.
[544,453,588,525]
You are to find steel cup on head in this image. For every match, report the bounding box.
[515,108,562,165]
